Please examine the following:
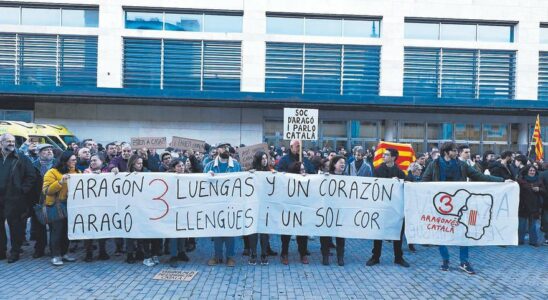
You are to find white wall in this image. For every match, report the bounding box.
[4,0,548,99]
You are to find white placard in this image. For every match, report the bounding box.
[404,182,519,246]
[283,108,319,140]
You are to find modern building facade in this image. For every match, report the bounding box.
[0,0,547,155]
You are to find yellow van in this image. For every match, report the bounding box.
[36,124,79,150]
[0,121,63,150]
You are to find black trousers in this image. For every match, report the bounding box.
[320,237,345,258]
[281,235,308,256]
[30,210,47,253]
[248,233,269,256]
[0,205,25,256]
[84,239,107,253]
[371,222,405,260]
[50,219,69,257]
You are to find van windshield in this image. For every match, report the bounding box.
[61,135,79,145]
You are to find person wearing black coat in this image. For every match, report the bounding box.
[517,165,546,246]
[366,148,409,268]
[541,164,548,245]
[0,134,37,263]
[488,151,514,180]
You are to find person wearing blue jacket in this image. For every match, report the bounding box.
[204,143,241,267]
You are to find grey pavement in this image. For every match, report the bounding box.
[0,236,547,299]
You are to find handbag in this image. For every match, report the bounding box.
[33,190,67,225]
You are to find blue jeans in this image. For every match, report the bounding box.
[439,246,469,263]
[214,237,235,259]
[518,217,539,245]
[169,238,184,257]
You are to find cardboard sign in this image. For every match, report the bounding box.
[170,136,206,152]
[130,137,167,149]
[283,108,318,140]
[236,143,269,170]
[153,270,197,282]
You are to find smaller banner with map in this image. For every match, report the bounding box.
[404,182,519,246]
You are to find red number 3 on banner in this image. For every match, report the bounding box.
[437,194,454,214]
[149,179,169,220]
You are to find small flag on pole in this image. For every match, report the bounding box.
[373,141,416,174]
[532,114,544,161]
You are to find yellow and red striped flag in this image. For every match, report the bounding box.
[373,141,416,174]
[532,114,544,161]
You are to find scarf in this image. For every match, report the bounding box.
[439,158,461,181]
[524,175,539,183]
[39,159,54,176]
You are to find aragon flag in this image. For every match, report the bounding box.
[373,141,416,174]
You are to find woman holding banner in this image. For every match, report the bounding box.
[517,165,546,247]
[167,160,190,267]
[320,155,346,266]
[247,151,272,265]
[43,151,80,266]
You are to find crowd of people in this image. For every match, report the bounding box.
[0,133,546,275]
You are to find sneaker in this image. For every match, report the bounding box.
[126,253,135,264]
[62,254,76,262]
[300,256,309,264]
[51,256,63,266]
[394,259,410,268]
[544,239,548,246]
[152,256,160,265]
[208,257,220,266]
[227,257,236,267]
[459,262,476,275]
[440,260,449,271]
[177,252,189,262]
[168,257,178,268]
[366,257,380,266]
[280,255,289,265]
[248,255,257,265]
[143,258,155,267]
[260,255,269,265]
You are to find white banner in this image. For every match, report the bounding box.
[404,182,519,246]
[67,172,404,240]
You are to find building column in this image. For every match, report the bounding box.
[96,1,124,88]
[240,1,267,92]
[515,17,540,100]
[518,122,530,153]
[379,11,405,96]
[384,120,397,142]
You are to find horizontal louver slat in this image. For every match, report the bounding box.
[203,41,241,91]
[539,52,548,100]
[163,40,202,90]
[265,43,304,93]
[342,45,380,95]
[59,36,97,87]
[404,47,440,98]
[0,34,16,85]
[123,38,161,88]
[19,35,57,86]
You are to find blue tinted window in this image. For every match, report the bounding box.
[0,7,20,25]
[405,22,439,39]
[541,27,548,44]
[440,23,476,41]
[477,25,512,42]
[305,18,341,36]
[125,11,163,30]
[203,15,242,33]
[267,17,304,35]
[164,13,201,31]
[62,9,99,27]
[21,8,60,26]
[343,19,380,38]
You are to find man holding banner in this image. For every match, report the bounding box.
[421,142,506,274]
[367,148,410,268]
[204,143,242,267]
